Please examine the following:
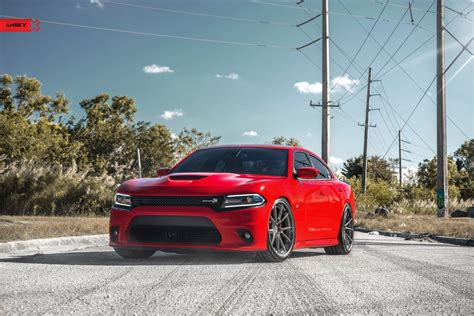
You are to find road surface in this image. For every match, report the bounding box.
[1,232,472,314]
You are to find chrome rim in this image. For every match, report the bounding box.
[342,207,354,252]
[268,201,294,257]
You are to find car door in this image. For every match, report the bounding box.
[292,151,328,240]
[307,155,342,239]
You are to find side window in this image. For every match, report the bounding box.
[293,152,311,170]
[309,155,331,179]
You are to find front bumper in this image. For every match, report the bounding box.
[109,205,269,251]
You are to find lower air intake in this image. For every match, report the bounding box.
[128,216,221,245]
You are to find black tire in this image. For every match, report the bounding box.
[256,198,295,262]
[114,248,155,259]
[324,204,354,255]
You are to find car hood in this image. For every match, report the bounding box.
[119,172,285,196]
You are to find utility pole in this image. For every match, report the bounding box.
[305,1,336,163]
[436,0,448,217]
[359,68,378,193]
[321,0,330,163]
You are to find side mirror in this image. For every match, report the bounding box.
[157,167,171,177]
[295,167,319,179]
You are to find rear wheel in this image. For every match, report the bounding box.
[324,204,354,255]
[256,198,295,262]
[114,248,155,259]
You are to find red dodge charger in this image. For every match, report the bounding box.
[109,145,355,262]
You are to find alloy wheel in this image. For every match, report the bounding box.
[342,207,354,252]
[268,201,295,257]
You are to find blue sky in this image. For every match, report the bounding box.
[1,0,472,172]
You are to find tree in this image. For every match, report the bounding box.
[453,140,474,200]
[0,74,80,167]
[416,157,467,200]
[454,139,474,177]
[70,94,137,176]
[134,122,175,177]
[342,155,395,183]
[173,128,221,163]
[271,136,302,147]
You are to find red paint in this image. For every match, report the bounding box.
[295,167,319,179]
[110,145,356,252]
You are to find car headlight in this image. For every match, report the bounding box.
[222,194,266,209]
[115,193,132,207]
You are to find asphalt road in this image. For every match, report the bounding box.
[1,232,472,314]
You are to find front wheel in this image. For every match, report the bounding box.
[114,248,155,259]
[256,198,295,262]
[325,204,354,255]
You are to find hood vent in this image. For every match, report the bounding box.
[169,175,207,181]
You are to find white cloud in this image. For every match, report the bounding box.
[330,75,360,92]
[306,132,312,137]
[90,0,104,8]
[242,130,258,137]
[294,81,322,94]
[160,109,184,120]
[216,73,240,80]
[294,75,359,94]
[143,64,174,74]
[170,132,178,140]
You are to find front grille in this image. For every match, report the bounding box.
[131,196,222,209]
[128,216,221,245]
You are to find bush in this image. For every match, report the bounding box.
[347,177,396,212]
[0,161,115,216]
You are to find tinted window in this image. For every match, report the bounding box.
[309,155,331,179]
[172,147,288,176]
[293,152,311,170]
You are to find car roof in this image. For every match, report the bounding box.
[202,144,305,151]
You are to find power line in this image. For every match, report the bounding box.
[372,40,472,139]
[376,102,398,138]
[336,0,417,97]
[295,1,368,133]
[339,2,470,138]
[329,38,366,76]
[102,0,296,26]
[377,84,401,130]
[376,82,436,154]
[375,2,473,80]
[251,0,432,28]
[372,0,437,14]
[374,1,437,79]
[0,14,295,49]
[296,5,360,76]
[330,0,389,93]
[297,50,322,71]
[297,2,472,141]
[337,0,435,102]
[381,71,438,159]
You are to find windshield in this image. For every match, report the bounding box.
[172,147,288,176]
